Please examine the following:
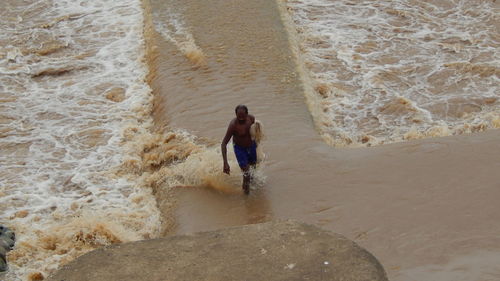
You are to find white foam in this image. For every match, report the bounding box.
[153,9,206,66]
[0,0,161,279]
[285,0,500,146]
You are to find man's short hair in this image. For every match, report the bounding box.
[235,104,248,114]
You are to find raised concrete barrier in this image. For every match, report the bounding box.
[48,220,387,281]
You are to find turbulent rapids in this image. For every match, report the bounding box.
[0,0,499,280]
[282,0,499,146]
[0,0,162,279]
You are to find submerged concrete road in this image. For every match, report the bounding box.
[47,221,387,281]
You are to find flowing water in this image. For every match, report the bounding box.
[285,0,500,147]
[0,0,164,279]
[1,0,499,280]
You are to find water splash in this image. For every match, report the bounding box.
[153,10,206,67]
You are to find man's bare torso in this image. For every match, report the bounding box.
[230,114,255,147]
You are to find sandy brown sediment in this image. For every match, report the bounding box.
[31,65,89,78]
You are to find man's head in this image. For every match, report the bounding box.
[235,104,248,123]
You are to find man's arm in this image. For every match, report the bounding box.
[221,121,234,174]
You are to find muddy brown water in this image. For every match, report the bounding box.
[148,0,500,280]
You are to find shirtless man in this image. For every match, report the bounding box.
[221,104,256,194]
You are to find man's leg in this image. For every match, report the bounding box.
[242,165,250,195]
[234,144,250,194]
[247,142,257,186]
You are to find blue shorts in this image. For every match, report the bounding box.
[233,142,257,169]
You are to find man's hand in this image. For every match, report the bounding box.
[223,162,230,174]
